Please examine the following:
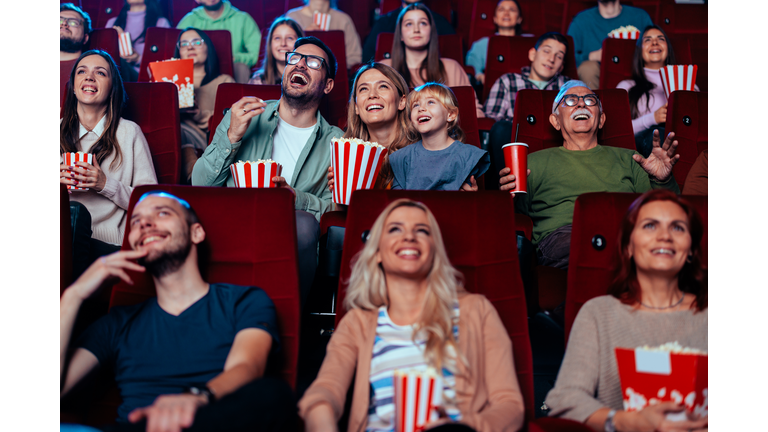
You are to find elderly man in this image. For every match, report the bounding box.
[60,191,294,432]
[192,36,343,307]
[499,81,680,269]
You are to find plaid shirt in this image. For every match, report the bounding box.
[483,67,570,122]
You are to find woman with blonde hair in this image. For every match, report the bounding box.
[299,199,525,432]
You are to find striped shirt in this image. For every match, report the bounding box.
[366,303,462,431]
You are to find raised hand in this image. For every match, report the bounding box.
[67,250,147,302]
[227,96,267,144]
[633,129,680,183]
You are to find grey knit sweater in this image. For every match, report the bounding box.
[545,295,708,423]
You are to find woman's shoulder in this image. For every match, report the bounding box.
[285,6,303,17]
[117,117,142,133]
[440,57,463,70]
[458,292,494,314]
[330,8,353,21]
[581,295,623,312]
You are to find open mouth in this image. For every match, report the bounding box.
[367,104,384,112]
[139,234,168,247]
[81,85,98,94]
[397,248,420,258]
[417,115,432,124]
[651,248,675,256]
[290,72,308,86]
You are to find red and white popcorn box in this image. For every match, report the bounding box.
[331,138,386,205]
[118,32,134,57]
[616,342,708,420]
[393,369,442,432]
[313,11,332,31]
[608,25,640,39]
[62,152,94,191]
[229,160,283,188]
[659,65,698,99]
[148,58,195,108]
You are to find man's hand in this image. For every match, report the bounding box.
[67,250,147,302]
[460,176,478,191]
[633,129,680,183]
[227,97,267,144]
[654,103,668,124]
[127,393,208,432]
[272,176,296,203]
[588,48,603,62]
[498,167,531,195]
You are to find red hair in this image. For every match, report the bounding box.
[608,189,707,311]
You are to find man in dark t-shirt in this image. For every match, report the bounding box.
[60,191,294,431]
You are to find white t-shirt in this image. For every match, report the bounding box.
[271,116,315,185]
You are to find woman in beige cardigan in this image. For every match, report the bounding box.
[285,0,362,67]
[299,199,525,432]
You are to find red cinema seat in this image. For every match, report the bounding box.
[86,28,121,66]
[666,91,707,192]
[336,0,377,43]
[374,33,467,70]
[208,83,282,145]
[122,82,182,184]
[305,30,349,128]
[63,0,82,5]
[599,38,637,90]
[468,0,546,48]
[674,34,707,92]
[80,0,122,29]
[659,2,708,36]
[564,191,708,343]
[452,85,485,189]
[61,184,73,296]
[379,0,401,16]
[510,88,635,154]
[482,35,578,102]
[138,28,234,82]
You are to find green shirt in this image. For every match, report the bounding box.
[176,1,262,67]
[191,100,343,220]
[515,145,680,245]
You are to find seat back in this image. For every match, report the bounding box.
[659,2,708,36]
[666,91,707,192]
[510,88,635,153]
[109,185,302,389]
[208,83,283,145]
[86,28,121,66]
[305,30,350,128]
[564,191,708,343]
[374,33,466,67]
[336,0,377,43]
[333,190,535,422]
[599,38,637,90]
[80,0,122,29]
[482,35,578,102]
[138,28,234,82]
[61,184,73,295]
[674,33,707,92]
[452,86,484,188]
[468,0,547,48]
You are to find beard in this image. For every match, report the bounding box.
[282,76,325,109]
[137,231,193,279]
[202,2,224,11]
[60,36,86,53]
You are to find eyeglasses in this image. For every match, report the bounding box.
[177,39,205,48]
[60,17,84,28]
[285,52,326,71]
[559,94,600,107]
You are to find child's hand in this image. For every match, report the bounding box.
[460,176,478,192]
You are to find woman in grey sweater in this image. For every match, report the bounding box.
[545,189,708,432]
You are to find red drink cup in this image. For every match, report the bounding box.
[501,143,528,194]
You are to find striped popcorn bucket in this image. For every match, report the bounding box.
[118,32,134,57]
[229,161,283,188]
[331,138,386,205]
[393,370,442,432]
[609,30,640,39]
[659,65,698,99]
[62,152,94,191]
[313,11,332,31]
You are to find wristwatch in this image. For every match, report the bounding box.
[186,384,216,404]
[604,409,617,432]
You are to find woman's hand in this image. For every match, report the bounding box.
[614,403,708,432]
[66,160,107,192]
[327,165,335,192]
[654,103,668,124]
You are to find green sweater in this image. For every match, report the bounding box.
[176,1,261,67]
[515,145,680,245]
[191,100,343,221]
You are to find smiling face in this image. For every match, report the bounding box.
[74,55,113,109]
[640,28,668,70]
[354,69,406,128]
[494,0,522,32]
[400,9,431,50]
[550,85,605,137]
[283,43,333,103]
[376,206,436,281]
[628,200,692,279]
[409,91,456,136]
[271,24,299,66]
[528,38,566,82]
[178,30,208,65]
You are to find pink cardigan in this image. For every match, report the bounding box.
[298,292,526,432]
[380,58,485,118]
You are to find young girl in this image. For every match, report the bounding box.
[249,17,304,85]
[107,0,171,81]
[390,83,489,191]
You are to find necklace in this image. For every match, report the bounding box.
[640,292,685,310]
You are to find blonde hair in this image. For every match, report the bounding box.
[344,63,412,188]
[344,199,466,372]
[405,83,466,144]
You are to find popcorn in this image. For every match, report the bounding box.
[230,160,283,188]
[61,152,94,191]
[330,137,386,205]
[393,368,442,432]
[608,25,640,39]
[148,58,195,108]
[637,341,707,355]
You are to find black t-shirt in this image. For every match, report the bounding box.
[362,7,457,63]
[77,283,279,422]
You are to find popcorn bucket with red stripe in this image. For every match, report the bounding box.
[62,152,94,191]
[659,65,698,99]
[229,160,283,188]
[608,30,640,39]
[616,346,708,420]
[331,138,386,205]
[313,11,332,31]
[118,32,134,57]
[393,369,442,432]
